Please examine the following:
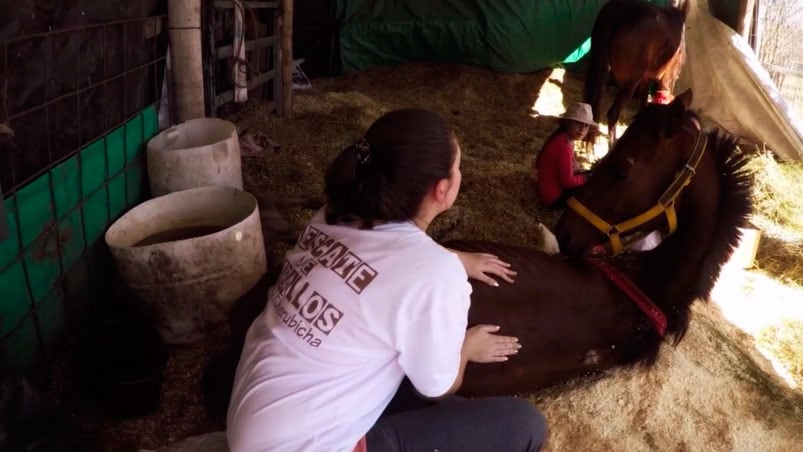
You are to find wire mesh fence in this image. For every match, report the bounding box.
[0,14,167,370]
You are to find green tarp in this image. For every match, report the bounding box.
[337,0,670,73]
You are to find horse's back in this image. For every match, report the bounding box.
[598,0,684,42]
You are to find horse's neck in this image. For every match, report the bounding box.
[639,191,719,306]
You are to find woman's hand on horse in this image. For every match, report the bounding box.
[450,250,517,286]
[464,325,521,363]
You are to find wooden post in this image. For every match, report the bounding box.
[168,0,206,121]
[280,0,294,117]
[750,0,763,55]
[736,0,754,38]
[203,0,218,116]
[272,7,282,115]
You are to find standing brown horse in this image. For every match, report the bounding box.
[584,0,687,144]
[446,90,752,397]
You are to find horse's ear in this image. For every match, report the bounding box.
[665,89,693,136]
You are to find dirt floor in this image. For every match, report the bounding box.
[44,62,803,451]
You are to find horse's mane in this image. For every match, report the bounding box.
[653,130,751,352]
[691,130,753,301]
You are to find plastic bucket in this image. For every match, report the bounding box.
[730,226,762,269]
[146,117,243,197]
[105,186,267,344]
[71,318,167,418]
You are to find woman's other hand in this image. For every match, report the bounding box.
[464,325,520,363]
[450,250,517,287]
[444,324,521,394]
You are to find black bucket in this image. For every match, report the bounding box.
[70,318,167,418]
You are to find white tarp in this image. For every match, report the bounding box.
[677,0,803,161]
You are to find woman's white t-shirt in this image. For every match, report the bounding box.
[227,210,472,452]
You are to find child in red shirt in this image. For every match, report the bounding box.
[532,102,596,208]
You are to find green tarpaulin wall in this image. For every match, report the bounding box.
[337,0,672,74]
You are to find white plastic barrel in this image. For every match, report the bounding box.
[105,186,267,344]
[146,118,243,197]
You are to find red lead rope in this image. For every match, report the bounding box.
[588,259,668,337]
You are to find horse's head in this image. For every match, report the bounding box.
[556,89,705,257]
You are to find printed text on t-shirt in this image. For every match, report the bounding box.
[296,225,378,293]
[270,224,379,348]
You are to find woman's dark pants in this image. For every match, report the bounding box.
[365,379,547,452]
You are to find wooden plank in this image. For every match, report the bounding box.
[215,69,275,106]
[765,63,803,77]
[216,36,279,59]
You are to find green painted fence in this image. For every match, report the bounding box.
[0,106,159,370]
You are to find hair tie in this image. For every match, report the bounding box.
[354,138,371,165]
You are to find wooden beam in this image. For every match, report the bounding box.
[216,36,279,59]
[764,63,803,77]
[280,0,294,117]
[214,1,278,9]
[736,0,755,38]
[215,69,275,106]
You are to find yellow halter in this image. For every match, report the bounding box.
[566,128,706,255]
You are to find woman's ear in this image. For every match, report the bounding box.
[433,178,450,205]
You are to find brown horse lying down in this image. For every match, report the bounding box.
[446,90,752,397]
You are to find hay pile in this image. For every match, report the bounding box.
[742,150,803,389]
[232,63,571,246]
[748,151,803,286]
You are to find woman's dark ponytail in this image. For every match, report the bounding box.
[324,140,379,227]
[324,108,456,228]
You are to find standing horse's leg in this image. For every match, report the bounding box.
[607,80,639,144]
[635,80,653,107]
[653,57,683,105]
[654,62,681,105]
[655,58,683,105]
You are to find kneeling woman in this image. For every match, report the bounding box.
[227,108,548,451]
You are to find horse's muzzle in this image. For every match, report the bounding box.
[556,215,607,258]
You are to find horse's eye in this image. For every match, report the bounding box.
[611,157,635,180]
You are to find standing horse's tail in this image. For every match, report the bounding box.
[583,6,614,124]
